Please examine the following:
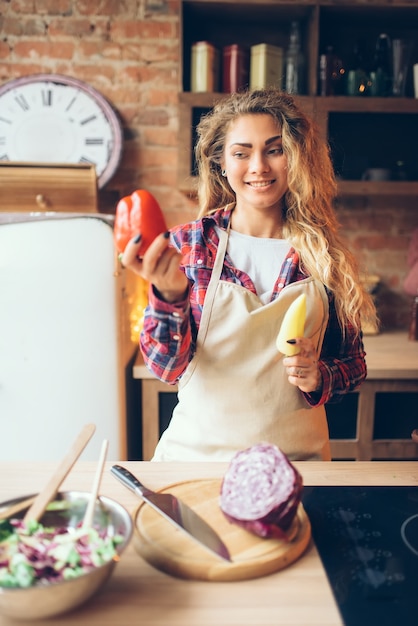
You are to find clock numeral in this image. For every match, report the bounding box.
[80,115,97,125]
[0,116,12,125]
[65,96,77,112]
[0,153,10,161]
[15,94,30,111]
[85,138,104,145]
[42,89,52,106]
[79,157,95,165]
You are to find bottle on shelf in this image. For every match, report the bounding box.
[392,38,413,97]
[345,39,369,96]
[284,20,305,95]
[369,33,392,97]
[318,45,345,96]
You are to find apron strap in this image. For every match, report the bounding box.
[197,223,229,348]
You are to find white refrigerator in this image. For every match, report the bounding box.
[0,213,138,462]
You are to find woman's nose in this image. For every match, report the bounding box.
[249,153,269,173]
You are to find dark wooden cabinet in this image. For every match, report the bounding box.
[178,0,418,195]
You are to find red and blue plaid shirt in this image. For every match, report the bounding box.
[140,206,367,407]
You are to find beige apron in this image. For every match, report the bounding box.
[152,225,331,462]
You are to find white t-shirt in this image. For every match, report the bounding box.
[216,227,291,304]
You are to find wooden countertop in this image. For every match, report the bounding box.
[133,331,418,381]
[0,461,417,626]
[362,331,418,379]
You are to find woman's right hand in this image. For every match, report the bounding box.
[120,232,189,303]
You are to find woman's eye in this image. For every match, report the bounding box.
[268,146,283,155]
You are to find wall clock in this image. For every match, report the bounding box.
[0,73,123,188]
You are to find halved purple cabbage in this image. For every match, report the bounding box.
[219,443,303,539]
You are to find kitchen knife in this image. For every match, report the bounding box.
[110,464,232,562]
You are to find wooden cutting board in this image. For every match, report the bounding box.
[133,479,311,581]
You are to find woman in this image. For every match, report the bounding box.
[121,89,377,462]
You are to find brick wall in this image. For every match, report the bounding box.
[336,196,418,330]
[0,0,197,225]
[1,0,417,329]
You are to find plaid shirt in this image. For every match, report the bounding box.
[140,206,367,407]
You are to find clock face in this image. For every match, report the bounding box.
[0,73,123,188]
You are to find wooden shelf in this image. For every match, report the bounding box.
[337,180,418,196]
[178,1,418,194]
[316,95,418,114]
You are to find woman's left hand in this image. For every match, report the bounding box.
[282,338,322,394]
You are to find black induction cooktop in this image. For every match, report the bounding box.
[302,486,418,626]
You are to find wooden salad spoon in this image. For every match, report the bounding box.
[82,438,109,529]
[20,423,96,524]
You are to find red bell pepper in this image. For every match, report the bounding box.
[114,189,167,256]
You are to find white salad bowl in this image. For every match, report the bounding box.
[0,491,133,620]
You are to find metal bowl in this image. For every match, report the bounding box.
[0,491,133,620]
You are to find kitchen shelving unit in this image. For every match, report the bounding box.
[178,0,418,195]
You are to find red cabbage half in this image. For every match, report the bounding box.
[219,443,303,539]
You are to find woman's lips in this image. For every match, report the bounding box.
[246,180,275,188]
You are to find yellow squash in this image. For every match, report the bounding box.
[276,293,306,356]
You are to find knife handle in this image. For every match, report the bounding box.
[111,464,151,497]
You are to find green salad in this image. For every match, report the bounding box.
[0,513,124,589]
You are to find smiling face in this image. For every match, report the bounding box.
[221,113,289,216]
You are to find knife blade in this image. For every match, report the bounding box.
[110,464,232,562]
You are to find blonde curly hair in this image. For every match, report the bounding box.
[194,88,377,335]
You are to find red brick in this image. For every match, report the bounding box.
[32,0,72,15]
[136,109,170,126]
[0,62,44,81]
[145,89,178,107]
[106,88,144,106]
[76,0,132,17]
[48,18,105,37]
[110,19,176,40]
[122,65,178,87]
[2,17,46,36]
[60,63,116,83]
[14,41,75,60]
[139,147,177,168]
[0,42,11,59]
[77,41,123,61]
[140,169,178,188]
[142,127,178,147]
[8,0,36,12]
[122,43,179,64]
[115,106,141,125]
